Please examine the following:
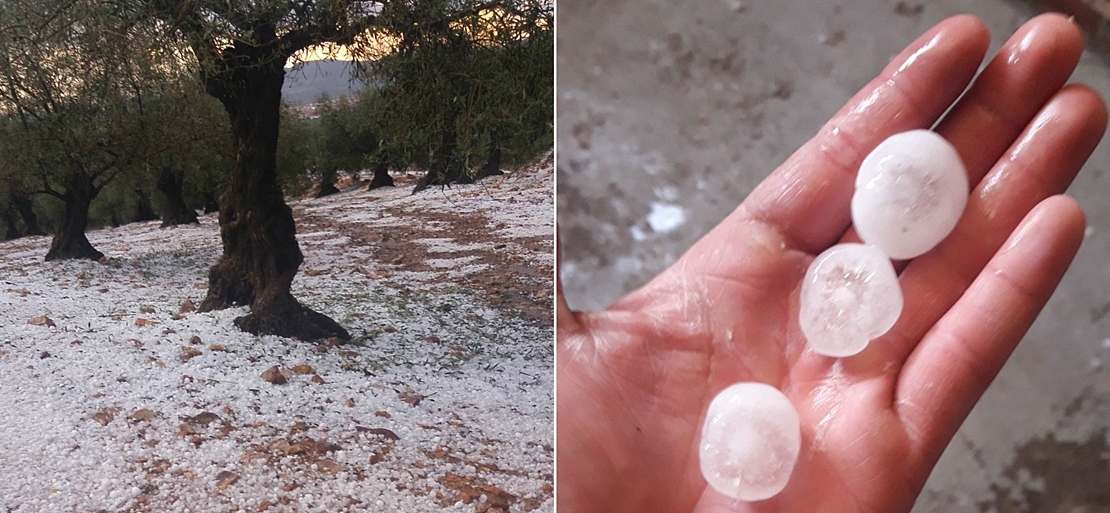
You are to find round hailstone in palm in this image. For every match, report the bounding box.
[699,382,801,501]
[800,243,902,357]
[851,129,968,260]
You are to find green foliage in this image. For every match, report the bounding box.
[96,80,233,225]
[138,80,233,202]
[368,0,554,180]
[277,104,316,196]
[315,88,413,172]
[458,11,554,166]
[316,94,376,173]
[292,0,553,189]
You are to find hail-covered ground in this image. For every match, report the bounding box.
[0,158,553,513]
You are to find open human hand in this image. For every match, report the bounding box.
[557,13,1107,513]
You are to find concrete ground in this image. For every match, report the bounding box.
[557,0,1110,511]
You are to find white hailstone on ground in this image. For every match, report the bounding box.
[851,129,969,260]
[800,243,902,357]
[699,382,801,501]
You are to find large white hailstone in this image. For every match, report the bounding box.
[699,382,801,501]
[800,243,902,357]
[851,129,969,260]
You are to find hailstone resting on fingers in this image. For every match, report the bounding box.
[851,129,969,260]
[699,382,801,501]
[800,243,903,357]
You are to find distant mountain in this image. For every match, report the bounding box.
[282,60,366,105]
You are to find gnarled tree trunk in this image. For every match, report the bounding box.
[4,208,20,240]
[157,166,199,226]
[13,196,44,236]
[132,188,159,223]
[413,124,471,193]
[477,147,504,179]
[367,162,393,190]
[198,59,349,341]
[315,167,340,198]
[203,191,220,214]
[45,172,103,261]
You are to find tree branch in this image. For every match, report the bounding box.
[35,173,65,200]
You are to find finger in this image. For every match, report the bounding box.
[877,85,1107,366]
[894,195,1086,467]
[699,15,989,257]
[838,13,1086,248]
[937,13,1083,189]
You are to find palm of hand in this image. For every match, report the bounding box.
[558,13,1106,513]
[561,227,919,513]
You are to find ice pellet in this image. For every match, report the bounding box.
[851,129,968,260]
[699,382,800,501]
[800,243,902,357]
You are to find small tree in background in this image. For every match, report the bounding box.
[143,81,234,227]
[0,164,47,240]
